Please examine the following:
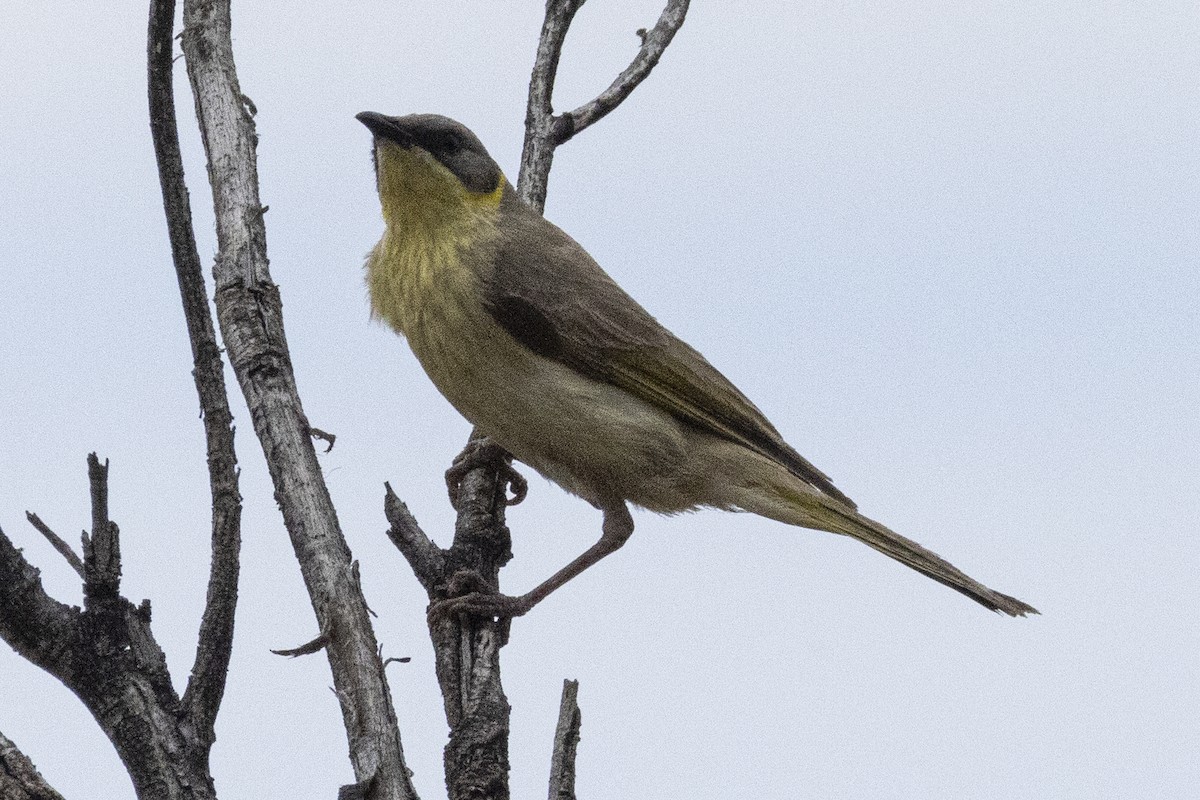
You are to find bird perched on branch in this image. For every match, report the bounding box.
[357,111,1036,619]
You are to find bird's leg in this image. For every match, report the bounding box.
[444,435,528,509]
[428,502,635,622]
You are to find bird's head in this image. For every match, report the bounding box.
[357,112,506,228]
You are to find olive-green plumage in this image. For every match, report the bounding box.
[357,111,1036,618]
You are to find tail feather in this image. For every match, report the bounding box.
[733,480,1038,617]
[817,502,1038,617]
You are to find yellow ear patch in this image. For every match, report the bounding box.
[475,173,506,208]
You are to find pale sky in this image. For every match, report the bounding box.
[2,2,1197,798]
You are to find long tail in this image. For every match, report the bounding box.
[731,477,1038,617]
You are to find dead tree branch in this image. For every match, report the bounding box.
[173,1,416,797]
[0,730,66,800]
[553,0,690,146]
[147,0,244,744]
[24,513,83,579]
[388,436,515,800]
[547,680,581,800]
[1,455,219,800]
[520,0,587,212]
[520,0,691,210]
[385,2,689,798]
[383,484,443,594]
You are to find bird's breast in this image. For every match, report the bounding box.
[366,222,698,511]
[367,223,519,419]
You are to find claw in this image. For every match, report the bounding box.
[427,590,534,623]
[444,436,528,509]
[427,569,531,623]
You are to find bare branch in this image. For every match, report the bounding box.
[518,0,691,211]
[24,512,84,578]
[3,459,220,799]
[0,525,78,676]
[547,679,582,800]
[271,629,330,658]
[408,436,515,800]
[147,0,244,743]
[384,483,444,595]
[519,0,587,209]
[0,730,66,800]
[177,1,416,796]
[526,0,587,118]
[555,0,690,145]
[387,450,513,800]
[81,454,121,601]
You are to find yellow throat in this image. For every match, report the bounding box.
[365,141,505,336]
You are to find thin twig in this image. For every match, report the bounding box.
[547,679,582,800]
[310,427,337,452]
[25,512,84,578]
[555,0,690,145]
[148,0,244,743]
[271,629,331,658]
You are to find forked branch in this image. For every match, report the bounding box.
[1,455,220,800]
[174,0,416,796]
[519,0,691,210]
[147,0,243,743]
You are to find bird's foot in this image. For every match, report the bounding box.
[427,570,534,623]
[445,436,528,510]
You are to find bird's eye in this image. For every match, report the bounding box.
[428,131,460,153]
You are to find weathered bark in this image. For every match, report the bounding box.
[520,0,692,209]
[0,731,66,800]
[146,0,244,748]
[386,3,690,799]
[1,456,218,800]
[546,680,581,800]
[386,463,515,800]
[175,1,417,797]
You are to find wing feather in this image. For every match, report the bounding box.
[484,200,855,508]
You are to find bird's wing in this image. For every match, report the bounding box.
[483,206,855,508]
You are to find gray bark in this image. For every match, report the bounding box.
[387,2,691,798]
[0,731,66,800]
[547,680,581,800]
[175,1,417,797]
[1,456,218,800]
[147,0,244,745]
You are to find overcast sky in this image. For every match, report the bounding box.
[2,2,1197,798]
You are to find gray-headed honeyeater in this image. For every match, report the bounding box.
[358,111,1037,620]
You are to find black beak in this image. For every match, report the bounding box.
[356,111,414,148]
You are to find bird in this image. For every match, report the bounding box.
[356,111,1037,619]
